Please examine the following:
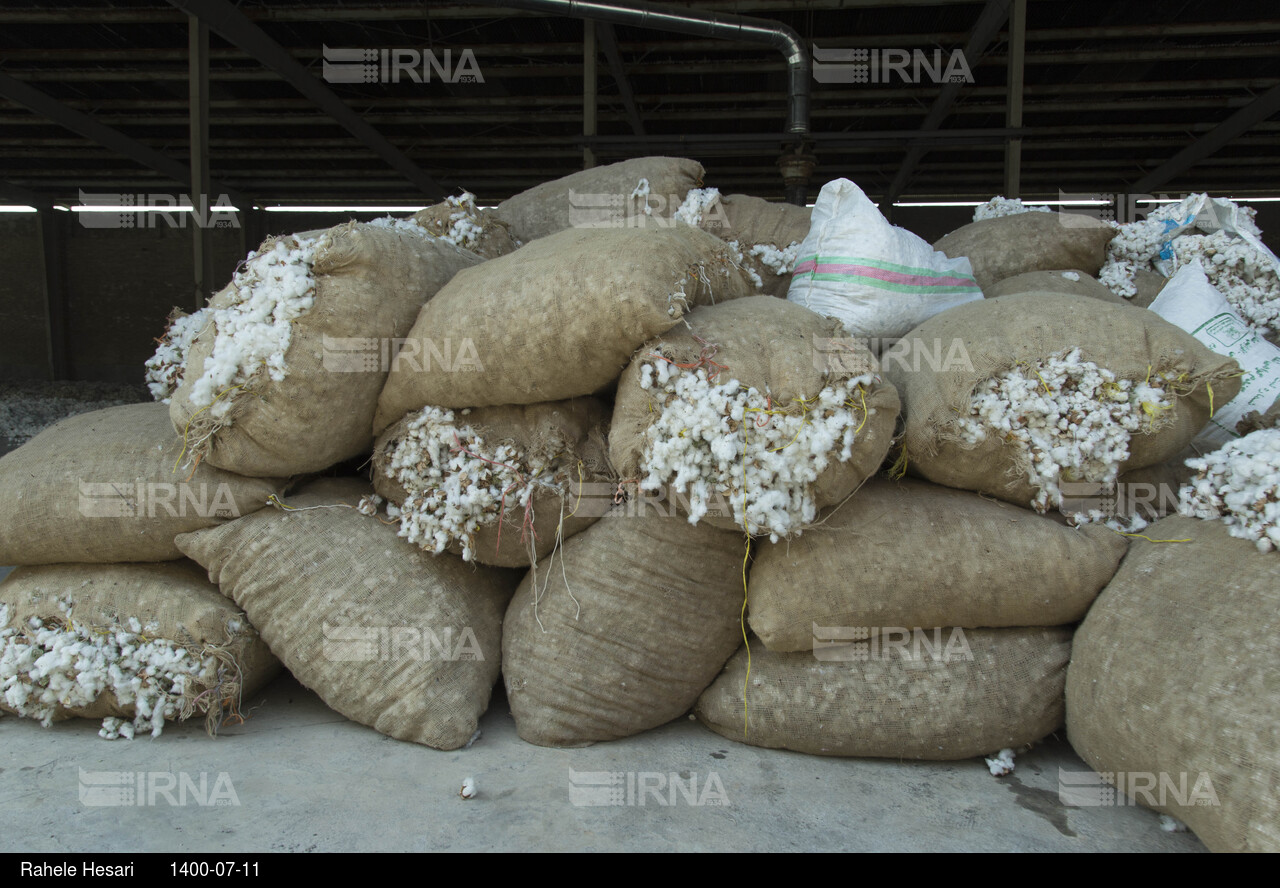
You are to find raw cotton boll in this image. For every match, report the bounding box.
[985,748,1016,776]
[957,348,1176,517]
[972,197,1054,221]
[459,777,477,799]
[749,241,801,276]
[634,360,879,542]
[145,308,212,403]
[1172,232,1280,336]
[1179,428,1280,552]
[384,406,535,560]
[673,187,721,228]
[0,599,221,738]
[374,401,611,565]
[371,192,493,252]
[186,233,322,415]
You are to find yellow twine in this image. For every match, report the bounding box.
[1110,530,1191,543]
[888,444,909,480]
[172,384,248,474]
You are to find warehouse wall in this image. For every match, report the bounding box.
[2,203,1278,385]
[2,215,251,384]
[0,216,47,381]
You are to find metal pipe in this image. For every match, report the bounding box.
[465,0,810,137]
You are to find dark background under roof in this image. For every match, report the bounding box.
[1,0,1278,207]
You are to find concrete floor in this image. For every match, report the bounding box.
[0,670,1204,853]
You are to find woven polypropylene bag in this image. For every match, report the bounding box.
[491,156,705,243]
[933,212,1117,291]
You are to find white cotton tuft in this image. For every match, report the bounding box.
[1178,428,1280,552]
[635,360,877,537]
[985,748,1016,776]
[956,348,1175,520]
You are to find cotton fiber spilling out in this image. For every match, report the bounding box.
[144,308,210,403]
[367,192,517,258]
[672,187,723,228]
[972,197,1053,221]
[0,561,278,740]
[1099,195,1280,335]
[635,358,877,540]
[956,348,1176,515]
[748,241,800,277]
[168,223,482,478]
[610,297,900,542]
[383,408,542,562]
[186,233,322,419]
[886,294,1240,513]
[695,192,811,297]
[1179,428,1280,552]
[373,399,611,567]
[0,600,222,738]
[1171,231,1280,335]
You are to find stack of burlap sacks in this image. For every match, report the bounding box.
[0,159,1274,852]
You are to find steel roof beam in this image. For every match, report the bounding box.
[165,0,444,199]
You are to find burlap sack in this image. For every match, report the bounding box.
[410,201,518,259]
[502,514,746,747]
[0,560,278,732]
[985,269,1127,305]
[610,295,900,533]
[1237,399,1280,434]
[0,404,281,565]
[747,478,1128,650]
[696,627,1072,759]
[700,193,811,297]
[1067,516,1280,853]
[1130,268,1170,308]
[169,223,482,478]
[492,156,705,243]
[372,398,613,567]
[175,478,519,750]
[886,294,1242,509]
[374,224,755,425]
[933,213,1116,291]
